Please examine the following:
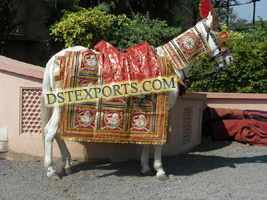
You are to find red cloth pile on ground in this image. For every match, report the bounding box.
[202,107,267,146]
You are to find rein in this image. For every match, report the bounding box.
[183,64,223,90]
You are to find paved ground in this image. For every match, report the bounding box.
[1,135,267,200]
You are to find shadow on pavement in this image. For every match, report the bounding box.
[64,135,267,179]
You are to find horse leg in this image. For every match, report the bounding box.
[44,106,60,180]
[154,145,168,181]
[140,145,154,176]
[55,136,72,175]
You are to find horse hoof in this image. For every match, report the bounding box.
[157,174,169,181]
[48,172,61,181]
[142,170,155,176]
[64,167,72,176]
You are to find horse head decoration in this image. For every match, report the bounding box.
[165,0,233,108]
[42,0,233,181]
[199,0,232,67]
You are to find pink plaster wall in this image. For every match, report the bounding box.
[0,56,86,159]
[0,58,42,155]
[0,56,46,155]
[203,92,267,111]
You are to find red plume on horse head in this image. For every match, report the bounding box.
[199,0,212,19]
[199,0,221,30]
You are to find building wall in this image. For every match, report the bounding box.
[204,92,267,111]
[4,0,50,67]
[0,56,44,154]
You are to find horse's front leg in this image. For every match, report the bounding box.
[55,136,72,175]
[140,145,154,176]
[44,106,60,180]
[154,145,168,181]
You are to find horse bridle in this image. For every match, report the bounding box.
[181,20,231,82]
[202,20,231,65]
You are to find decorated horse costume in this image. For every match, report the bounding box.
[42,0,233,180]
[53,41,170,145]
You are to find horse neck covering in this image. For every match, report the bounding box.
[162,23,210,71]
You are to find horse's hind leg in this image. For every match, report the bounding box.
[44,106,60,180]
[140,145,154,176]
[154,145,168,181]
[55,136,72,175]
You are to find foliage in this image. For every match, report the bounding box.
[228,16,267,32]
[242,18,267,42]
[50,7,114,48]
[215,6,237,25]
[45,0,183,28]
[48,0,267,94]
[185,23,267,93]
[96,1,116,13]
[228,18,250,31]
[50,9,181,49]
[108,13,182,49]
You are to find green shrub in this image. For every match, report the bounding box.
[50,9,181,49]
[50,7,114,48]
[108,13,182,49]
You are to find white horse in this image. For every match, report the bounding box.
[42,12,233,181]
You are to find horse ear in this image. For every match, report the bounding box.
[207,11,212,19]
[204,11,213,27]
[199,0,221,30]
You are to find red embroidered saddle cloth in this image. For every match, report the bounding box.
[94,40,161,83]
[56,42,170,144]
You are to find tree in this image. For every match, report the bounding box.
[0,0,21,54]
[50,7,114,48]
[108,12,182,49]
[212,0,239,26]
[50,7,181,49]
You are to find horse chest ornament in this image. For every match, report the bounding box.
[42,0,233,181]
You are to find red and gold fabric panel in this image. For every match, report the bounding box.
[55,48,169,145]
[94,40,161,84]
[163,26,210,70]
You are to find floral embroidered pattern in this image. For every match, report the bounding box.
[163,26,210,70]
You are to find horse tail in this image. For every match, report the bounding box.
[41,60,52,147]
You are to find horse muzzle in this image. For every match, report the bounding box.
[220,52,233,68]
